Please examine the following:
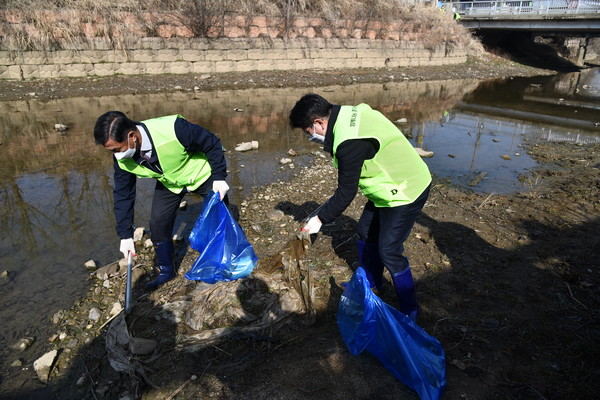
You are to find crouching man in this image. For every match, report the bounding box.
[289,94,431,321]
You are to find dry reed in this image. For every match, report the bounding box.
[0,0,481,52]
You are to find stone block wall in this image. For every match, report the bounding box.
[0,37,469,80]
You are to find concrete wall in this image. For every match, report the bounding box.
[0,37,469,80]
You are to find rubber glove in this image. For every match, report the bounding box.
[212,180,230,201]
[119,238,136,259]
[302,215,322,234]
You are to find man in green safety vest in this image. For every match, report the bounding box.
[289,94,431,322]
[94,112,229,288]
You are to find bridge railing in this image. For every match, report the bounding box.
[447,0,600,16]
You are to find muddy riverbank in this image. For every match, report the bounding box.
[0,54,553,103]
[2,56,599,400]
[20,140,599,400]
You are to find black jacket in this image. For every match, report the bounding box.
[317,105,378,224]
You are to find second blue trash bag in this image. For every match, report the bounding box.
[337,267,446,400]
[185,191,257,284]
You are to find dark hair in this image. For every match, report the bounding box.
[93,111,137,145]
[288,93,333,130]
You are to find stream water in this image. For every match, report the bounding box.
[0,68,599,394]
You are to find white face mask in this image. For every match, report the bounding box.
[307,124,325,144]
[114,136,136,160]
[309,133,325,144]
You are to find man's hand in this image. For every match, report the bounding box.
[302,215,322,234]
[119,238,136,259]
[212,180,230,201]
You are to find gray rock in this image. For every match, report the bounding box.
[51,310,65,325]
[88,308,101,322]
[11,359,23,367]
[110,302,123,317]
[54,123,68,132]
[33,350,58,383]
[12,337,35,351]
[95,263,120,280]
[95,265,109,280]
[267,209,285,221]
[133,227,145,242]
[414,147,434,158]
[84,260,97,271]
[76,374,86,387]
[235,141,259,152]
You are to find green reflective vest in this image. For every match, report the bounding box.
[333,104,431,207]
[117,115,212,194]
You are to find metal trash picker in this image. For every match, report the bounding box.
[125,251,133,313]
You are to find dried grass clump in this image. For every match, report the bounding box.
[0,0,480,51]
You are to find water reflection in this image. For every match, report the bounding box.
[0,70,599,394]
[403,69,600,193]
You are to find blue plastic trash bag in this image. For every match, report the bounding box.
[185,191,257,283]
[337,267,446,400]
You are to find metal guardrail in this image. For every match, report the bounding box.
[446,0,600,16]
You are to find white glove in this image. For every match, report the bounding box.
[302,216,322,234]
[119,238,136,259]
[212,180,230,201]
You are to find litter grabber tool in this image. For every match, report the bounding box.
[125,251,133,313]
[302,203,325,224]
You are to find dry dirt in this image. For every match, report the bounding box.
[4,57,599,400]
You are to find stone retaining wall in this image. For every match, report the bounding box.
[0,37,469,80]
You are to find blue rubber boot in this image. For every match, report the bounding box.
[391,267,419,322]
[357,240,385,293]
[146,240,176,288]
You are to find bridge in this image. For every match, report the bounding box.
[444,0,600,65]
[452,0,600,31]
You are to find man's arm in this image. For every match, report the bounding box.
[317,139,378,224]
[113,158,137,239]
[174,117,227,179]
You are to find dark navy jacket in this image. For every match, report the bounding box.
[113,116,227,239]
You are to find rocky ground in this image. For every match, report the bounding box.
[2,55,599,400]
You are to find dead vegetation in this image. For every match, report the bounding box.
[0,0,480,52]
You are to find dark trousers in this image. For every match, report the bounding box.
[150,177,227,242]
[356,184,430,275]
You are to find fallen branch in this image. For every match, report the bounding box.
[97,310,122,331]
[165,378,193,400]
[477,192,496,209]
[566,282,589,309]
